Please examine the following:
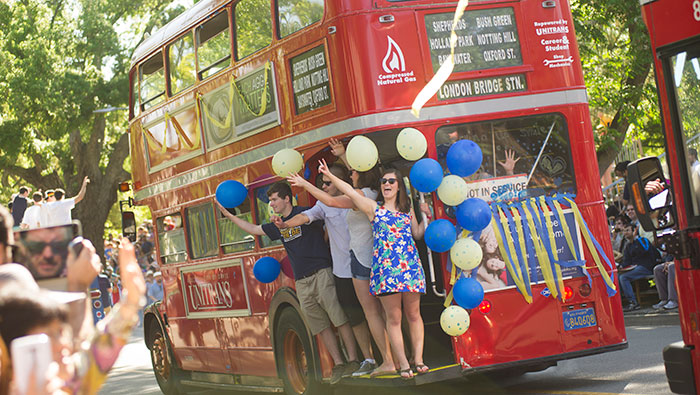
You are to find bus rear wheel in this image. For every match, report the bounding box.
[275,308,323,395]
[149,324,181,395]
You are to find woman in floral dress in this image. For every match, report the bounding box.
[318,159,428,379]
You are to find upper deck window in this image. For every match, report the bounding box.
[140,52,166,110]
[235,0,272,59]
[276,0,323,38]
[197,11,231,80]
[130,73,140,119]
[168,32,196,95]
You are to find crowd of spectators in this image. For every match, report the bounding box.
[7,177,90,229]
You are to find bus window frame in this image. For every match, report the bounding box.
[217,195,257,256]
[184,201,220,261]
[140,50,167,112]
[196,8,233,81]
[143,101,204,174]
[129,69,139,120]
[658,36,700,229]
[167,30,197,97]
[156,211,188,265]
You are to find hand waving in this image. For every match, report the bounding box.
[497,149,521,175]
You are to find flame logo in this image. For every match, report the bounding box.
[382,36,405,74]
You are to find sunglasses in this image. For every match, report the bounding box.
[321,181,332,186]
[21,240,70,255]
[381,178,398,185]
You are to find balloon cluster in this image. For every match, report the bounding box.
[401,136,491,337]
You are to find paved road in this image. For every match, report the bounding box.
[100,313,682,395]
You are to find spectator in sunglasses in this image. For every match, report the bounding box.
[17,226,71,280]
[317,158,430,380]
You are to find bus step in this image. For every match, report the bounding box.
[180,379,284,393]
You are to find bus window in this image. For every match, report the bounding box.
[168,32,195,95]
[435,113,576,201]
[218,197,255,254]
[668,49,700,217]
[185,202,219,259]
[276,0,323,38]
[157,213,187,264]
[130,73,139,118]
[235,0,272,60]
[197,11,231,80]
[140,52,166,111]
[254,184,283,248]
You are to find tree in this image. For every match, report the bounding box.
[0,0,186,257]
[572,0,658,175]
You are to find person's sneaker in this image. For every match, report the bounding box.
[664,301,679,310]
[653,300,668,309]
[330,363,345,385]
[343,360,361,377]
[623,303,641,312]
[352,359,377,377]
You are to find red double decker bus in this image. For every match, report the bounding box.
[629,0,700,393]
[128,0,627,393]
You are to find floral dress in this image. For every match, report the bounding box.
[370,206,426,295]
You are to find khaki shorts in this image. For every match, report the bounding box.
[296,267,348,335]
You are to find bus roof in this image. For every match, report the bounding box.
[130,0,228,69]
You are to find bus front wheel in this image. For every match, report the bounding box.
[274,308,323,395]
[148,324,181,395]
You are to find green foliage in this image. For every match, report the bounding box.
[235,0,272,59]
[571,0,658,172]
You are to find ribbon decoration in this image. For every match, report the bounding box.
[411,0,469,118]
[232,62,270,117]
[144,105,202,153]
[489,194,616,303]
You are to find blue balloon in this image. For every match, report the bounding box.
[254,257,281,283]
[216,180,248,208]
[446,140,483,177]
[424,219,457,252]
[409,158,443,193]
[453,277,484,309]
[456,198,492,232]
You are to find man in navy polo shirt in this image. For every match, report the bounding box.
[216,181,359,384]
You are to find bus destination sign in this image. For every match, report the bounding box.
[425,7,522,73]
[181,262,250,318]
[290,44,332,115]
[437,73,527,100]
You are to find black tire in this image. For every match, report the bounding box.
[274,308,324,395]
[148,323,182,395]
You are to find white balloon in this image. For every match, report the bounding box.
[396,127,427,161]
[440,305,471,337]
[346,135,378,171]
[272,149,303,177]
[437,175,468,206]
[450,238,483,271]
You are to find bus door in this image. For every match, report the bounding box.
[627,40,700,394]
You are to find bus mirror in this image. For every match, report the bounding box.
[627,157,675,231]
[121,211,137,242]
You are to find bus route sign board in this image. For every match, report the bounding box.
[232,63,280,136]
[424,7,522,73]
[290,44,332,115]
[437,73,527,100]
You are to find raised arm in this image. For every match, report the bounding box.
[277,212,310,229]
[73,176,90,203]
[329,138,351,170]
[318,158,376,220]
[215,200,266,236]
[287,173,354,209]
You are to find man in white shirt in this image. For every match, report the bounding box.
[45,177,90,226]
[20,192,45,229]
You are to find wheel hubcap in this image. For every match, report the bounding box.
[152,333,170,380]
[283,329,308,394]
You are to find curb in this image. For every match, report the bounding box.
[623,309,680,326]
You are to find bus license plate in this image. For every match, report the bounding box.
[562,308,597,331]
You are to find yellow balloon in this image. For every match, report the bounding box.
[396,127,427,161]
[437,175,468,206]
[272,149,303,177]
[440,305,470,337]
[450,238,483,271]
[346,135,378,171]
